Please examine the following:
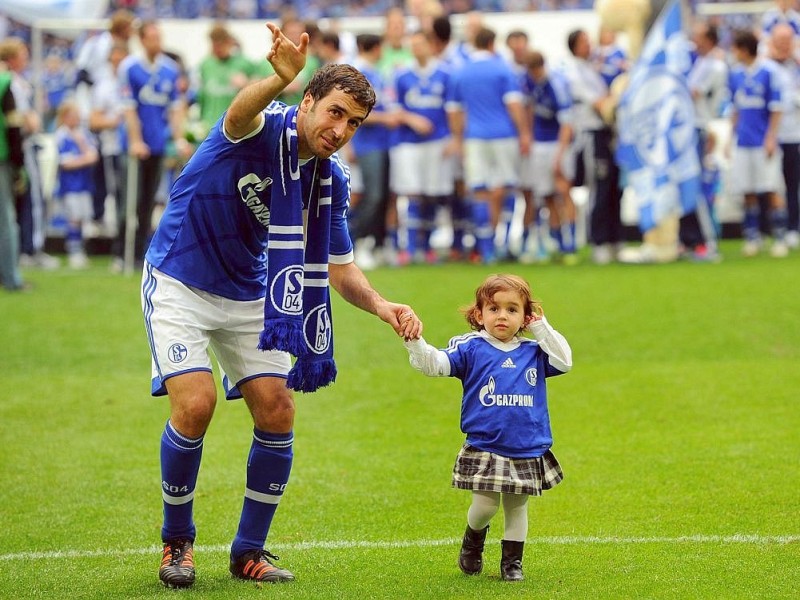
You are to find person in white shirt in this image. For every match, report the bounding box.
[770,22,800,248]
[561,29,621,264]
[684,20,728,260]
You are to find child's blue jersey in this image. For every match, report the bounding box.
[729,59,783,147]
[55,125,94,194]
[445,331,566,458]
[118,53,180,155]
[145,106,354,302]
[526,73,572,143]
[392,60,451,144]
[447,51,522,140]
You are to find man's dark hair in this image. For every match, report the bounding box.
[356,33,382,53]
[705,23,719,47]
[525,49,545,70]
[321,31,340,52]
[304,63,377,116]
[732,29,758,57]
[431,16,452,44]
[567,29,584,56]
[474,27,496,51]
[506,30,528,44]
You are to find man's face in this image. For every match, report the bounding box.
[140,25,162,57]
[297,89,369,159]
[574,32,591,59]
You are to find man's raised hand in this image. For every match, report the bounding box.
[266,23,309,86]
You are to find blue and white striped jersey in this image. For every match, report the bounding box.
[118,53,181,155]
[391,59,452,144]
[145,105,354,302]
[446,51,523,140]
[444,330,566,458]
[729,59,783,148]
[525,72,573,143]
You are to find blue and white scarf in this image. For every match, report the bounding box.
[258,105,337,393]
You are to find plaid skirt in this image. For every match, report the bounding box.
[452,443,564,496]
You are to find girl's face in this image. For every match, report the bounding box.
[475,289,527,343]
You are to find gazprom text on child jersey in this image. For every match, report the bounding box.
[446,332,566,458]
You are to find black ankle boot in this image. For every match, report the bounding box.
[458,525,488,575]
[500,539,524,581]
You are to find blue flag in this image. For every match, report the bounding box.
[616,0,700,232]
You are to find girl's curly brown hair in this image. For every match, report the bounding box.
[461,274,541,334]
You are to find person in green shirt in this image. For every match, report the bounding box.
[378,7,414,80]
[270,18,320,106]
[196,23,260,135]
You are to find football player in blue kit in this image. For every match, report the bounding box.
[143,23,422,589]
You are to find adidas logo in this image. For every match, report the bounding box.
[501,357,516,369]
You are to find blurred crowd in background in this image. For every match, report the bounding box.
[0,0,796,293]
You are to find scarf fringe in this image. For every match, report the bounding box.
[258,319,306,356]
[287,357,338,393]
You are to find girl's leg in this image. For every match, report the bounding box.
[500,493,528,582]
[501,493,528,541]
[468,490,501,530]
[459,491,500,576]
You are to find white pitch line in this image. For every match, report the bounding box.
[1,535,798,562]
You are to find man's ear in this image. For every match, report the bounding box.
[299,93,314,113]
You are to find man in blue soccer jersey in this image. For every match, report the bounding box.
[143,24,422,589]
[389,29,455,264]
[521,50,578,265]
[446,26,530,264]
[728,29,789,257]
[119,20,191,267]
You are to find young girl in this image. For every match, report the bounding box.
[403,274,572,582]
[55,100,98,268]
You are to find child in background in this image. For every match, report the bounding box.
[55,101,98,268]
[403,274,572,582]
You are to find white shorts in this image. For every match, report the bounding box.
[141,263,291,400]
[63,191,93,223]
[464,138,520,192]
[389,139,455,197]
[730,145,783,194]
[521,141,558,196]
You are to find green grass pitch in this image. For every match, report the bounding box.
[2,242,799,599]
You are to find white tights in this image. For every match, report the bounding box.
[466,490,528,542]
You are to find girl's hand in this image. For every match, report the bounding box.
[525,307,544,327]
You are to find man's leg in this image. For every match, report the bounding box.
[229,376,295,583]
[158,371,217,589]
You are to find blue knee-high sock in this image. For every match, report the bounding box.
[420,200,437,252]
[230,429,293,558]
[499,194,516,254]
[161,420,204,542]
[66,223,83,255]
[406,197,421,256]
[451,195,470,252]
[744,206,761,242]
[472,200,494,261]
[565,221,577,253]
[549,227,564,253]
[771,207,788,241]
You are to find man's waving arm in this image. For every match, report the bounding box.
[224,23,309,140]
